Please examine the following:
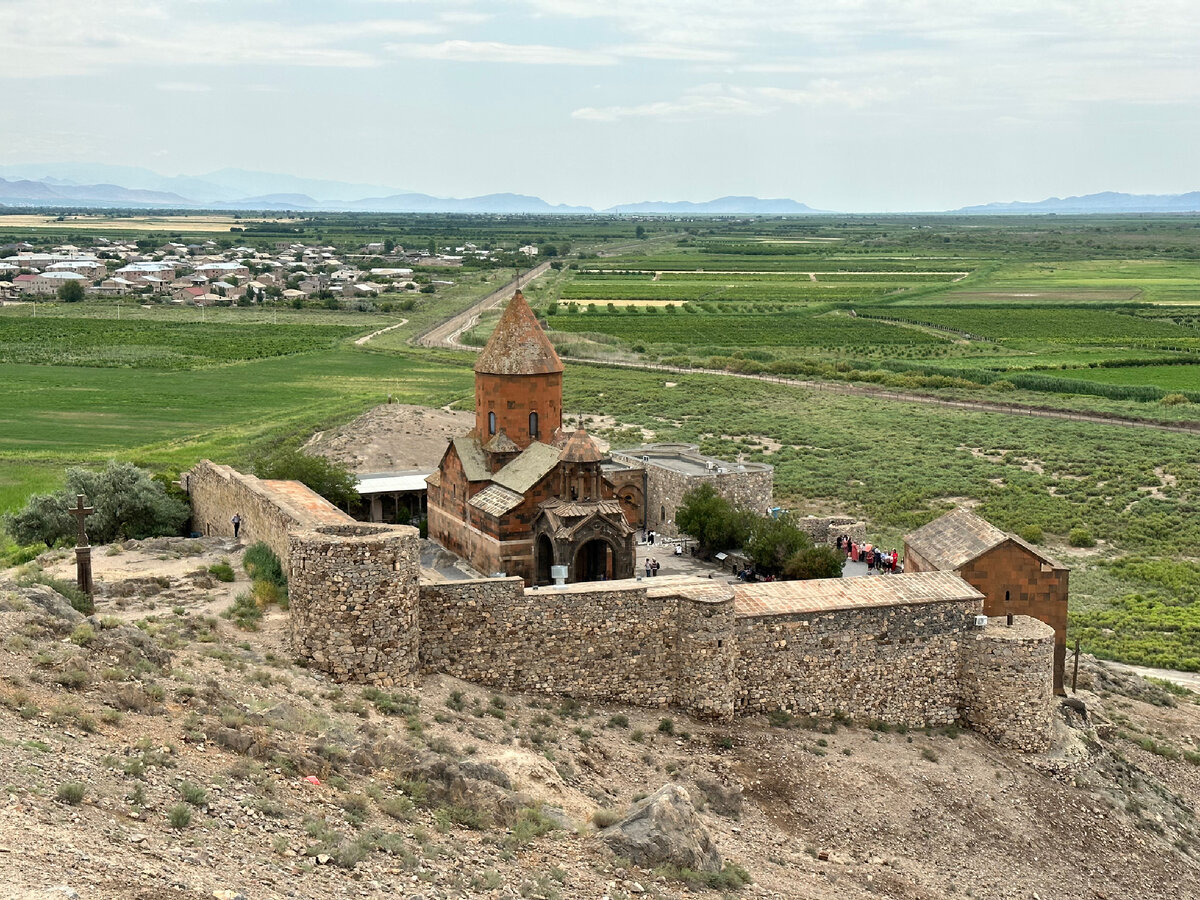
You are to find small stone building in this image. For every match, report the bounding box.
[904,507,1070,693]
[607,443,773,537]
[425,290,635,585]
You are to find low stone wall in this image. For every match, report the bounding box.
[418,575,737,719]
[289,523,421,686]
[185,460,352,567]
[735,599,977,726]
[961,616,1055,752]
[794,516,867,547]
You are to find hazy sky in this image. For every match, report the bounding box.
[5,0,1199,210]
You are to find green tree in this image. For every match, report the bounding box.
[4,462,189,547]
[57,279,85,302]
[675,484,752,554]
[782,544,844,580]
[252,448,359,507]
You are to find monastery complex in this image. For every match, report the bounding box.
[184,288,1072,753]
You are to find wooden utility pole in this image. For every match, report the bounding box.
[1072,638,1081,693]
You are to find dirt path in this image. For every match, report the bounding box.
[1108,662,1200,693]
[353,319,408,345]
[415,262,551,349]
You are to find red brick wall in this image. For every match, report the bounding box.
[475,372,562,448]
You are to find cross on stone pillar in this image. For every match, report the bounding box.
[70,494,95,596]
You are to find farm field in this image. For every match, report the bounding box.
[3,211,1200,670]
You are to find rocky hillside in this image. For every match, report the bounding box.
[2,538,1199,900]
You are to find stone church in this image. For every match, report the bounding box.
[425,290,636,585]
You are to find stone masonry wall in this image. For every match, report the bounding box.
[289,524,421,686]
[418,576,737,718]
[186,459,352,568]
[630,464,773,538]
[961,616,1054,752]
[735,600,978,726]
[794,516,867,547]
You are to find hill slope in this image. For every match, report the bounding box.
[2,540,1198,899]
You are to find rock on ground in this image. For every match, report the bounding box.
[600,783,722,872]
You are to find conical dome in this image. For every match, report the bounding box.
[474,291,563,376]
[559,428,604,463]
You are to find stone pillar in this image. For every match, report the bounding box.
[288,523,420,686]
[961,615,1055,752]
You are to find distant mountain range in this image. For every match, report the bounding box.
[1,164,1198,215]
[954,191,1200,214]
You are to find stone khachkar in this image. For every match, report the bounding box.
[69,494,95,596]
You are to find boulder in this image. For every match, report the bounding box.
[600,784,721,872]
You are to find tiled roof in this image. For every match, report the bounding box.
[474,291,563,376]
[733,572,983,618]
[469,483,525,516]
[559,429,604,463]
[903,508,1008,571]
[451,435,490,482]
[493,441,560,494]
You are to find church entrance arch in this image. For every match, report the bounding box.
[535,533,554,585]
[574,538,615,583]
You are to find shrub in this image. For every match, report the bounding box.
[70,623,96,646]
[591,807,623,828]
[658,717,675,735]
[56,782,87,805]
[1161,392,1189,406]
[3,461,188,548]
[1019,525,1043,544]
[223,592,263,630]
[242,542,286,590]
[1069,527,1096,548]
[179,781,208,807]
[506,806,558,847]
[168,803,192,829]
[208,561,235,582]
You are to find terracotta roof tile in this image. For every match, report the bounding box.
[474,291,563,376]
[559,428,605,463]
[733,572,983,618]
[903,508,1007,570]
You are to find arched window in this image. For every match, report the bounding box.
[488,411,496,435]
[529,411,539,440]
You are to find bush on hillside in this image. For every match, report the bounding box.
[3,462,189,548]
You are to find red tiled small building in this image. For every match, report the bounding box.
[904,508,1070,693]
[426,291,635,585]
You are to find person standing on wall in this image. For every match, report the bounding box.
[232,513,242,539]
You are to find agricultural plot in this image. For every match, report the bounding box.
[0,317,360,369]
[881,306,1200,347]
[932,260,1200,305]
[545,308,947,349]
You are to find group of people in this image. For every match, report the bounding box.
[836,534,902,574]
[644,558,661,577]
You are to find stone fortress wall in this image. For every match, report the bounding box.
[187,460,1055,753]
[185,460,354,567]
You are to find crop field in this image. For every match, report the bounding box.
[882,306,1200,346]
[5,211,1200,669]
[0,316,360,368]
[546,308,946,349]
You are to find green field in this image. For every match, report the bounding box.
[4,211,1200,670]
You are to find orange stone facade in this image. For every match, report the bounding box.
[475,371,562,449]
[427,291,635,585]
[906,538,1069,693]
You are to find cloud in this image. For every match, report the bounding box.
[157,82,212,93]
[390,40,615,65]
[572,80,892,122]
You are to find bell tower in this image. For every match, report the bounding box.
[473,290,563,450]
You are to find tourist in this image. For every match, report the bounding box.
[231,512,242,539]
[651,559,660,577]
[645,559,652,578]
[836,534,844,552]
